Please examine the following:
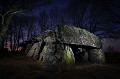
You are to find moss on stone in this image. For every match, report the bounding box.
[63,46,75,70]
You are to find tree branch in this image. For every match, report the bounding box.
[0,14,3,17]
[3,9,12,16]
[0,14,4,25]
[12,10,23,14]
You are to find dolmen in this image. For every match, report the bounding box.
[23,24,105,70]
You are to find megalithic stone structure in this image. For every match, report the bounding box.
[56,24,105,63]
[24,24,105,70]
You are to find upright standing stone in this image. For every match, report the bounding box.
[89,49,105,63]
[82,49,89,62]
[63,45,75,70]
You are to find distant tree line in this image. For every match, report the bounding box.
[0,0,120,53]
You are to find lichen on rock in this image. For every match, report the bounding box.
[57,24,102,48]
[63,45,75,70]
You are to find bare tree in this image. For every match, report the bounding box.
[38,11,48,32]
[0,0,54,52]
[4,14,38,52]
[48,8,65,28]
[86,0,120,38]
[65,0,90,28]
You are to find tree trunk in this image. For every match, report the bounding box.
[0,12,13,52]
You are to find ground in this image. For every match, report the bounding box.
[0,55,120,79]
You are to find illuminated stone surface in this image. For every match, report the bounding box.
[57,24,102,48]
[63,45,75,70]
[24,24,105,70]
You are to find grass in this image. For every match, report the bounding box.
[0,55,120,79]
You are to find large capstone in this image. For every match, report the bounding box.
[57,24,102,48]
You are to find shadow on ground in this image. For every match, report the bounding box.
[0,55,120,79]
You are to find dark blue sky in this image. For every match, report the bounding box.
[32,0,120,17]
[52,0,69,8]
[108,0,120,17]
[33,0,69,15]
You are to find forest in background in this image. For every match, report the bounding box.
[0,0,120,53]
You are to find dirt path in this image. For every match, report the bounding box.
[0,56,120,79]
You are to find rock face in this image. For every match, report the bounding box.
[57,24,102,48]
[89,49,105,63]
[27,42,41,60]
[23,24,105,70]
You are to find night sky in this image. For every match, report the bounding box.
[0,0,120,52]
[108,0,120,17]
[32,0,120,16]
[32,0,69,15]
